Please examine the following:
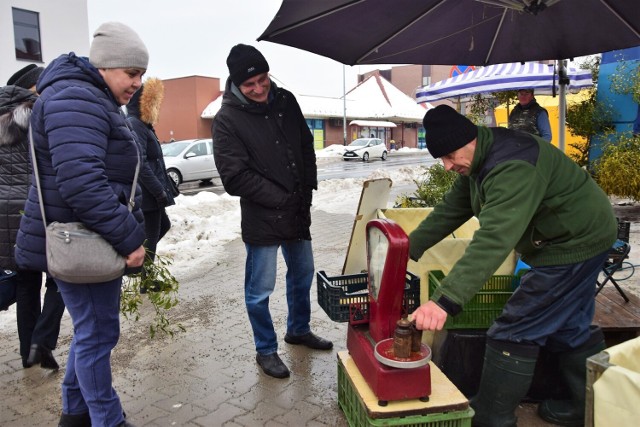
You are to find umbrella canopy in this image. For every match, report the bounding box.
[416,62,593,103]
[258,0,639,67]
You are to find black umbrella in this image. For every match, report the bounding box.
[258,0,640,66]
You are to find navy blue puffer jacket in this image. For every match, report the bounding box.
[15,53,146,273]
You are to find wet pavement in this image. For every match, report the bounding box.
[1,188,638,426]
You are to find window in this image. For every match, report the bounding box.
[13,8,42,62]
[188,142,207,157]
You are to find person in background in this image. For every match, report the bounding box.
[126,77,175,292]
[0,64,65,370]
[212,44,332,379]
[508,88,552,141]
[15,22,148,427]
[409,105,615,427]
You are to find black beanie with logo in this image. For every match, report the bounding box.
[226,44,270,87]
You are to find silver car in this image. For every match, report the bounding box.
[342,138,388,162]
[162,139,217,185]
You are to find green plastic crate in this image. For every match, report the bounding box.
[337,356,474,426]
[317,270,420,323]
[428,270,517,329]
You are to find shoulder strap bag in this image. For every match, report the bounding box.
[29,127,140,284]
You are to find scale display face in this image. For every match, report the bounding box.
[365,219,410,342]
[367,226,388,302]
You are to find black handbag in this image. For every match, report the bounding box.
[0,269,17,311]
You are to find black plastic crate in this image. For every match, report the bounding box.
[317,270,420,323]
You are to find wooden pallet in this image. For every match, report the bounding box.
[593,286,640,346]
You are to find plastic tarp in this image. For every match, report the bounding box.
[378,207,516,299]
[594,337,640,426]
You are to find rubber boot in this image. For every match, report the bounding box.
[58,412,91,427]
[537,339,606,426]
[470,340,538,427]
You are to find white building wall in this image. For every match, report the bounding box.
[1,0,89,84]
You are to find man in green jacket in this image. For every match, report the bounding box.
[410,105,616,427]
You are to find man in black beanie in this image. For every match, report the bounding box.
[212,44,332,379]
[410,105,616,426]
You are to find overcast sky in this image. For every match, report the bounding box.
[86,0,384,98]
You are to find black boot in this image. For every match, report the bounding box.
[58,412,91,427]
[27,343,59,370]
[470,340,538,427]
[538,336,606,426]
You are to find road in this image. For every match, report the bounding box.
[178,151,436,196]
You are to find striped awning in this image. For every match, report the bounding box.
[416,62,593,103]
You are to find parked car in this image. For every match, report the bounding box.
[161,139,217,185]
[342,138,388,162]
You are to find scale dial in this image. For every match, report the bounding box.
[367,226,389,302]
[365,219,410,342]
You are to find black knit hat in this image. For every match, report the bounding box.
[226,44,269,87]
[423,105,478,158]
[7,64,44,89]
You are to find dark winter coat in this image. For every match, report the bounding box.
[212,79,317,245]
[127,86,174,212]
[0,85,37,270]
[14,53,146,273]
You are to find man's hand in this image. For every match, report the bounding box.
[126,245,146,268]
[410,301,448,331]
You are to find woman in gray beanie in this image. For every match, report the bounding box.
[15,21,148,427]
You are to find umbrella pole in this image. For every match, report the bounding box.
[343,65,347,145]
[558,60,567,153]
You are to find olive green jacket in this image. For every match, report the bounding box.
[409,126,616,312]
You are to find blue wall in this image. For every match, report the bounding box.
[588,47,640,162]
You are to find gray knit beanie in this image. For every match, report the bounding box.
[89,22,149,70]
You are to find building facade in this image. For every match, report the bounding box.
[1,0,89,83]
[154,76,221,143]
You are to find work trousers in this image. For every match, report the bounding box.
[488,250,609,351]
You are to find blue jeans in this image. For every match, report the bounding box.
[56,277,125,427]
[245,240,314,355]
[488,250,608,351]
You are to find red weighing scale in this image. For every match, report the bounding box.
[346,218,431,406]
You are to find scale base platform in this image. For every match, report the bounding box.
[347,324,431,405]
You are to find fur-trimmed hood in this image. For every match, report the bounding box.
[127,77,164,125]
[0,85,37,147]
